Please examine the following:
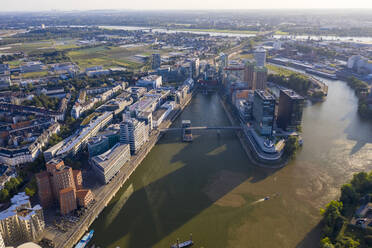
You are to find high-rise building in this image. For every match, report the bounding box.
[254,47,267,67]
[190,58,200,79]
[255,67,268,90]
[252,90,276,136]
[152,53,161,70]
[244,62,256,90]
[0,193,45,246]
[59,187,77,215]
[120,118,149,154]
[277,89,305,132]
[220,53,228,68]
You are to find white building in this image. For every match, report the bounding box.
[91,143,131,184]
[0,193,45,246]
[120,118,149,154]
[45,112,112,159]
[254,47,267,67]
[136,75,162,89]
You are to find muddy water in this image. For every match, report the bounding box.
[91,79,372,248]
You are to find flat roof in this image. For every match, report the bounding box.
[92,143,130,171]
[281,89,304,100]
[255,90,275,101]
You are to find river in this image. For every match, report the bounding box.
[90,78,372,248]
[99,25,372,43]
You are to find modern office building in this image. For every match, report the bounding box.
[220,53,228,68]
[277,89,305,132]
[120,118,149,154]
[254,47,267,67]
[255,67,268,90]
[190,58,200,79]
[244,62,256,90]
[91,143,131,184]
[44,111,113,159]
[87,136,110,157]
[0,193,44,246]
[136,75,162,89]
[152,53,161,69]
[252,90,276,136]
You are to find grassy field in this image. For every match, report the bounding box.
[67,45,174,70]
[21,71,49,79]
[0,39,79,54]
[267,64,295,76]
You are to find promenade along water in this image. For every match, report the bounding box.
[90,79,372,248]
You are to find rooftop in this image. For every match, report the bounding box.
[255,90,275,101]
[281,89,305,100]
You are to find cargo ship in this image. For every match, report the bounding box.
[75,230,94,248]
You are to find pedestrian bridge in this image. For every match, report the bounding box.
[160,126,242,132]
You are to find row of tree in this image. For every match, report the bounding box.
[268,73,312,96]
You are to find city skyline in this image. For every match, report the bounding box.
[2,0,372,12]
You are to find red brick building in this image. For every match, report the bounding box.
[59,187,77,215]
[35,171,53,208]
[76,189,94,208]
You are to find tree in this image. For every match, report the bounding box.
[321,237,335,248]
[0,189,9,202]
[25,187,36,197]
[321,201,344,241]
[284,136,299,158]
[340,183,358,215]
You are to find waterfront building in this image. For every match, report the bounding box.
[120,118,149,154]
[76,189,94,208]
[254,47,267,67]
[0,193,44,246]
[59,187,77,215]
[244,62,256,90]
[252,90,276,136]
[91,143,131,184]
[277,89,305,132]
[152,53,161,70]
[255,67,268,90]
[136,75,162,89]
[36,159,92,215]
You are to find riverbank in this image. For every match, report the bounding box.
[47,93,194,248]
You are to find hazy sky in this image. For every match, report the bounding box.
[2,0,372,11]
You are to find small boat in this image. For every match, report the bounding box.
[75,230,94,248]
[264,196,270,201]
[171,234,194,248]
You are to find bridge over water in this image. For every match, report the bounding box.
[159,126,242,132]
